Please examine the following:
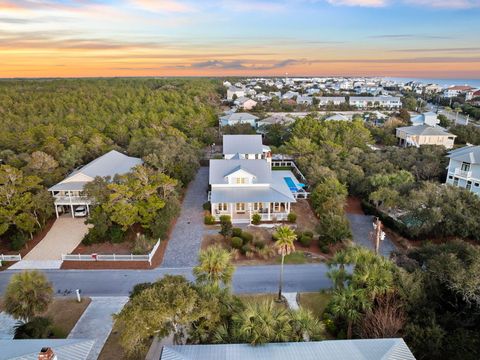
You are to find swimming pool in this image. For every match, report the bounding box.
[284,177,298,192]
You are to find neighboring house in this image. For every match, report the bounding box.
[296,95,313,106]
[395,124,456,149]
[410,111,440,127]
[235,97,258,110]
[317,96,346,106]
[227,86,245,100]
[0,340,95,360]
[325,113,349,121]
[446,145,480,195]
[282,91,299,100]
[219,112,259,128]
[424,84,443,93]
[443,85,474,98]
[160,338,416,360]
[257,114,296,130]
[350,96,401,109]
[223,135,271,160]
[48,150,143,218]
[209,135,302,224]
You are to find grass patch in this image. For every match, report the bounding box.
[42,297,91,337]
[298,292,332,320]
[238,293,287,309]
[277,251,307,264]
[272,166,292,171]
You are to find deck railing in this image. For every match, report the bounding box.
[0,254,21,266]
[61,239,160,265]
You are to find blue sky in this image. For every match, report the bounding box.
[0,0,479,77]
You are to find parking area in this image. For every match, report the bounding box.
[23,215,90,261]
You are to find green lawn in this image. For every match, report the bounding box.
[277,251,308,264]
[298,292,332,320]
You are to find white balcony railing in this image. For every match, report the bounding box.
[53,195,91,205]
[454,168,472,178]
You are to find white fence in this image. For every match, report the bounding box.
[61,239,161,265]
[271,159,308,184]
[0,254,22,267]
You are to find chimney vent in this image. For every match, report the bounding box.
[38,347,57,360]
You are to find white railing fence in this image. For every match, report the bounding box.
[62,239,161,265]
[0,254,22,266]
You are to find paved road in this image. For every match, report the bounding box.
[161,167,209,268]
[347,214,396,257]
[0,264,332,297]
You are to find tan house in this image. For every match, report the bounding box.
[396,124,456,149]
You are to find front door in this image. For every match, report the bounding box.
[236,203,246,213]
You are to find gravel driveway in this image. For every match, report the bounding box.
[347,213,396,257]
[161,167,209,268]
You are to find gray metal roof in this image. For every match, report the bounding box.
[160,339,416,360]
[396,124,455,137]
[447,145,480,164]
[325,114,349,121]
[223,135,264,155]
[48,181,88,192]
[210,159,272,184]
[350,96,400,102]
[220,113,259,122]
[48,150,142,191]
[210,186,295,203]
[0,339,95,360]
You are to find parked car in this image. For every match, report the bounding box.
[74,206,87,217]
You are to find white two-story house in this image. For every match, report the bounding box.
[446,145,480,195]
[349,96,401,109]
[209,135,304,223]
[48,150,143,217]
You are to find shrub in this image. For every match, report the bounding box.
[132,234,155,255]
[241,231,254,244]
[251,213,261,225]
[240,244,250,255]
[129,282,153,299]
[232,227,243,237]
[231,237,243,249]
[219,215,233,238]
[14,317,54,339]
[10,232,27,251]
[320,244,329,254]
[303,230,314,238]
[272,232,279,242]
[219,215,231,223]
[204,214,215,225]
[151,197,180,239]
[253,239,265,249]
[287,212,297,223]
[203,201,211,211]
[109,225,125,243]
[245,250,256,259]
[257,246,276,259]
[299,234,312,247]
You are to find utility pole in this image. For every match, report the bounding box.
[371,217,385,255]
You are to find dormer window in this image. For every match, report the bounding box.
[461,162,470,172]
[236,177,248,184]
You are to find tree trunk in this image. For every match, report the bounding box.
[277,254,285,302]
[347,320,353,339]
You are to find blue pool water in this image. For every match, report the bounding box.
[284,177,297,192]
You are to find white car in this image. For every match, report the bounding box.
[74,206,87,217]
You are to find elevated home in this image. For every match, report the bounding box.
[395,124,456,149]
[446,145,480,195]
[223,135,271,161]
[48,150,142,218]
[410,111,439,127]
[219,113,259,128]
[210,135,306,224]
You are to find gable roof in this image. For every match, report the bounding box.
[447,145,480,164]
[210,159,271,184]
[160,338,416,360]
[0,339,95,360]
[223,135,264,155]
[48,150,142,191]
[397,124,455,137]
[220,113,259,123]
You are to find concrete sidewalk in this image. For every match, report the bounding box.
[68,296,128,360]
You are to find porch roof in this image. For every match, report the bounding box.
[211,186,295,204]
[49,181,87,192]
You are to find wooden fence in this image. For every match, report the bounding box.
[61,239,161,265]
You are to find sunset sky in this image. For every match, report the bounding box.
[1,0,479,78]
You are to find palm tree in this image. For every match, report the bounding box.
[327,248,355,289]
[3,271,53,323]
[290,307,324,341]
[234,300,292,345]
[193,245,235,288]
[330,286,371,339]
[273,225,297,302]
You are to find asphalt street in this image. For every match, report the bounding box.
[0,264,332,297]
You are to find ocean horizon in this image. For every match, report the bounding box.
[384,77,480,88]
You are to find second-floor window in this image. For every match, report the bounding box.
[461,162,471,172]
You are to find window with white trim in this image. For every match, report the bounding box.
[218,203,228,211]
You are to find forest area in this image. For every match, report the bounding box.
[0,78,222,250]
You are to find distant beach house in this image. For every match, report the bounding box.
[209,135,307,224]
[410,111,440,127]
[227,86,245,100]
[349,96,401,109]
[446,145,480,195]
[234,96,258,110]
[219,112,259,128]
[395,124,456,149]
[48,150,142,218]
[317,96,346,106]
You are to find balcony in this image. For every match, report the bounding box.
[53,195,91,205]
[454,168,472,179]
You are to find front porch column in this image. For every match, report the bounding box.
[248,203,252,222]
[69,191,74,218]
[55,204,59,218]
[286,202,291,213]
[86,203,90,215]
[230,203,234,219]
[267,202,271,221]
